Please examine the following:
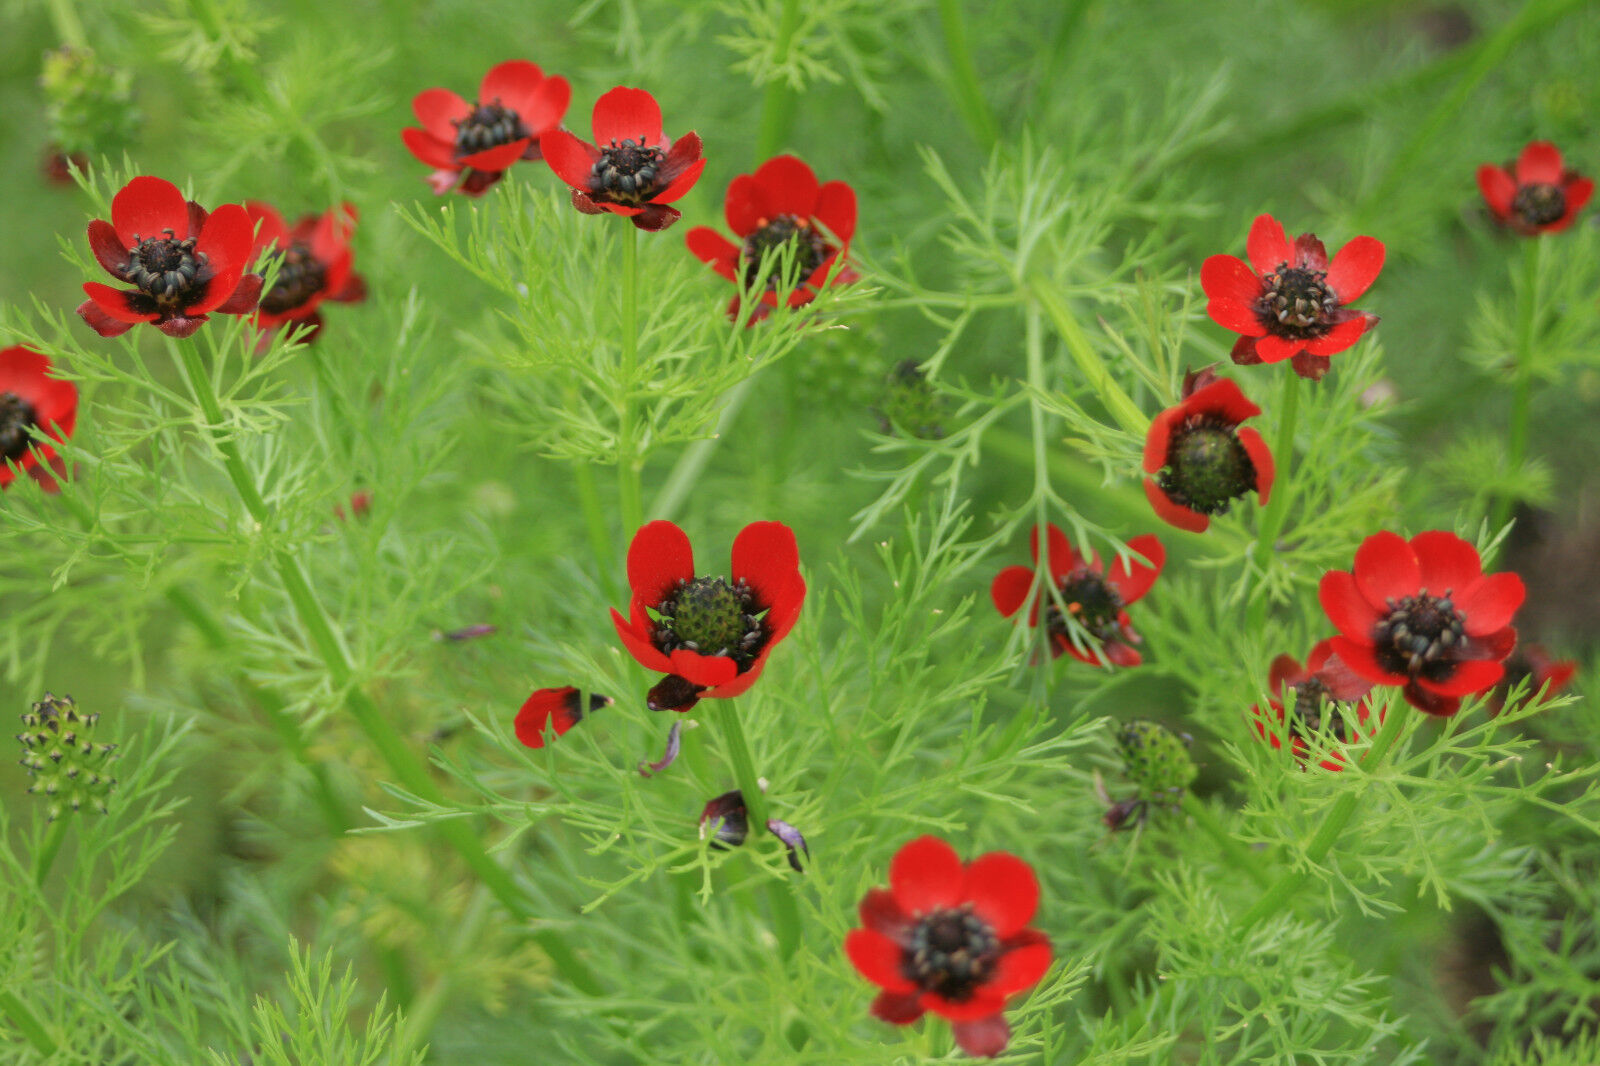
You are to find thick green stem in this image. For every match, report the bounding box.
[1489,237,1544,546]
[713,700,769,832]
[573,451,619,600]
[1245,372,1300,630]
[1178,791,1269,890]
[755,0,803,158]
[33,816,70,889]
[617,226,644,536]
[1029,281,1149,436]
[1231,702,1409,933]
[936,0,999,152]
[168,339,601,996]
[45,0,88,50]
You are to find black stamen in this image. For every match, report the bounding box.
[1,391,41,463]
[740,214,828,289]
[1512,183,1567,227]
[260,242,328,315]
[453,99,527,157]
[904,904,1001,1001]
[592,137,665,203]
[1256,262,1338,340]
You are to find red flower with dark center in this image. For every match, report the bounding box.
[1487,644,1577,716]
[1143,373,1274,533]
[1320,530,1525,717]
[1201,214,1384,381]
[514,687,611,749]
[684,154,858,314]
[244,201,367,340]
[611,521,805,708]
[1250,639,1380,771]
[78,176,262,339]
[1478,141,1594,236]
[990,524,1164,667]
[541,87,706,232]
[845,836,1051,1059]
[0,346,78,490]
[402,60,571,197]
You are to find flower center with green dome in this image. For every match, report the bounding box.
[739,214,828,290]
[1157,418,1256,516]
[453,100,527,157]
[1512,183,1567,227]
[653,576,768,667]
[1045,570,1124,645]
[1,391,40,463]
[260,242,327,316]
[905,904,1000,1001]
[592,138,664,203]
[1256,262,1337,339]
[126,231,206,306]
[1372,592,1465,679]
[1288,678,1349,741]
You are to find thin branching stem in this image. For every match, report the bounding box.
[1178,791,1269,889]
[1247,372,1299,630]
[1029,280,1149,436]
[617,225,644,535]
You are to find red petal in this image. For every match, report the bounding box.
[212,273,263,315]
[653,156,706,206]
[1564,177,1594,218]
[1269,654,1305,692]
[1189,378,1260,426]
[76,297,138,337]
[413,87,468,140]
[243,200,288,257]
[992,932,1052,994]
[685,226,739,278]
[1409,530,1483,594]
[723,172,767,236]
[1302,317,1369,357]
[1329,636,1398,685]
[187,203,253,315]
[513,686,581,748]
[1036,522,1080,581]
[611,608,675,673]
[1200,254,1262,305]
[858,887,911,938]
[1456,572,1525,636]
[521,75,572,134]
[964,851,1039,936]
[1143,407,1180,474]
[460,139,532,172]
[592,86,663,147]
[844,929,914,992]
[1238,426,1274,503]
[1106,534,1164,604]
[402,127,459,169]
[730,520,801,601]
[991,566,1034,619]
[813,180,857,243]
[478,60,544,118]
[541,130,601,189]
[1144,478,1209,532]
[1353,530,1419,607]
[1326,235,1384,303]
[951,1015,1011,1058]
[1318,569,1382,637]
[1101,639,1143,668]
[1418,659,1503,697]
[1246,214,1292,274]
[1254,333,1302,364]
[667,647,741,687]
[1477,165,1515,219]
[112,176,190,247]
[869,990,925,1025]
[1207,297,1268,338]
[1230,334,1264,366]
[81,282,158,324]
[87,219,130,279]
[1515,141,1563,186]
[1292,233,1329,272]
[922,991,1008,1021]
[751,154,819,217]
[888,836,963,915]
[626,520,695,606]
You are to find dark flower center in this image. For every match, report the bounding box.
[1046,570,1124,645]
[1156,419,1257,516]
[1287,678,1349,741]
[654,576,768,668]
[1256,263,1337,339]
[905,904,1001,1002]
[739,214,829,289]
[260,242,328,315]
[453,100,527,157]
[126,231,206,305]
[592,138,665,203]
[1511,183,1567,227]
[1372,592,1465,680]
[1,391,41,463]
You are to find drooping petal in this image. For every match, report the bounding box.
[1353,530,1420,607]
[1455,571,1525,636]
[1515,140,1564,186]
[1477,165,1516,219]
[950,1015,1010,1059]
[964,851,1039,936]
[1245,214,1292,274]
[76,297,138,337]
[844,929,915,992]
[112,176,191,247]
[858,887,911,939]
[1326,235,1384,302]
[1237,426,1274,503]
[212,273,263,315]
[412,88,470,141]
[87,219,131,279]
[1106,534,1164,604]
[869,990,925,1025]
[611,608,676,674]
[592,86,664,147]
[157,314,210,339]
[629,203,682,232]
[1319,570,1383,638]
[1144,478,1209,532]
[888,836,963,914]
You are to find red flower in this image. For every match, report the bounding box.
[1478,141,1594,236]
[541,87,706,232]
[1200,214,1384,381]
[844,836,1051,1058]
[1487,644,1577,716]
[684,154,858,313]
[514,687,611,749]
[611,521,806,707]
[402,60,571,196]
[1320,530,1525,717]
[1249,639,1380,771]
[990,524,1164,667]
[244,201,367,339]
[1142,373,1274,533]
[78,176,262,339]
[1,346,78,489]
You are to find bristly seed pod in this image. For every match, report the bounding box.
[16,693,117,820]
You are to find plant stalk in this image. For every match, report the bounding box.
[936,0,999,152]
[617,225,644,536]
[1028,281,1149,436]
[1489,236,1544,546]
[755,0,803,158]
[1246,371,1300,630]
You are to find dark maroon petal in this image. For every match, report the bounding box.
[950,1015,1011,1058]
[1288,351,1331,380]
[75,298,137,337]
[964,851,1039,936]
[213,273,263,315]
[1269,654,1307,692]
[638,719,683,774]
[844,929,915,992]
[870,990,925,1025]
[1230,334,1264,366]
[87,219,130,279]
[156,314,208,339]
[629,203,684,231]
[1403,681,1461,717]
[888,836,963,914]
[1101,639,1143,668]
[653,155,706,206]
[1245,214,1292,274]
[646,674,703,713]
[1292,232,1329,272]
[858,887,911,939]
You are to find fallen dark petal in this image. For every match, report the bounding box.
[765,818,809,873]
[700,788,748,848]
[433,623,498,642]
[639,720,683,777]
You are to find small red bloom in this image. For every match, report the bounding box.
[78,176,262,339]
[402,60,571,197]
[1478,141,1594,236]
[845,836,1051,1058]
[1487,644,1577,716]
[541,87,706,232]
[514,687,611,749]
[1320,530,1525,717]
[244,201,366,339]
[990,524,1164,667]
[611,521,806,706]
[0,347,78,490]
[1201,214,1384,381]
[1142,373,1274,533]
[1250,639,1380,771]
[684,154,858,314]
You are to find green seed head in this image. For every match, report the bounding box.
[666,577,753,657]
[17,693,117,819]
[1115,719,1196,799]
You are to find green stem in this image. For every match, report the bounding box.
[0,990,54,1056]
[573,455,618,599]
[33,816,70,888]
[755,0,803,158]
[936,0,998,152]
[1178,791,1268,889]
[1231,702,1409,933]
[651,377,757,523]
[713,700,768,832]
[616,226,644,536]
[168,339,602,996]
[1245,372,1300,630]
[45,0,88,50]
[1028,281,1149,436]
[1489,237,1544,545]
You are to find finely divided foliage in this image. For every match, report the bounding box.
[2,1,1599,1064]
